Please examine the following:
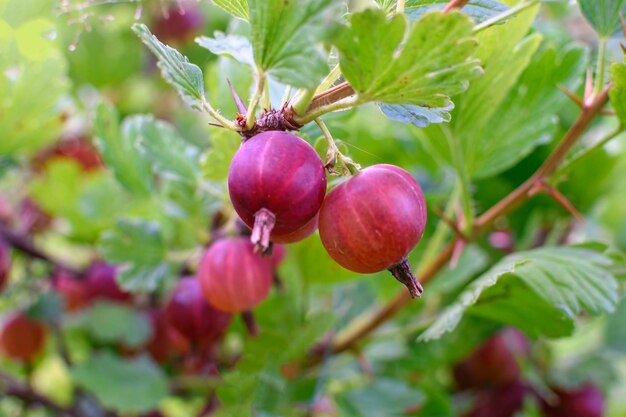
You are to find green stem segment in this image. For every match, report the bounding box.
[595,38,608,96]
[444,127,473,233]
[245,72,265,129]
[315,118,361,175]
[291,88,316,116]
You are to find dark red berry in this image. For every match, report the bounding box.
[453,328,529,390]
[0,313,47,363]
[144,309,190,363]
[542,383,604,417]
[464,381,531,417]
[318,164,427,297]
[153,5,204,44]
[53,271,89,312]
[165,277,232,351]
[31,137,103,173]
[85,261,131,303]
[0,238,11,292]
[198,237,273,313]
[228,131,327,252]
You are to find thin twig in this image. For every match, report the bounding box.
[0,371,77,416]
[303,83,612,365]
[0,223,80,275]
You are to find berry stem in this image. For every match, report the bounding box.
[388,259,423,299]
[315,118,361,175]
[241,311,259,337]
[250,208,276,254]
[245,71,265,130]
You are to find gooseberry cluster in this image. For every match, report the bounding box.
[226,130,428,298]
[453,328,604,417]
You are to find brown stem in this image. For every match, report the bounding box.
[0,222,81,276]
[0,371,78,416]
[388,258,423,298]
[241,310,259,337]
[306,82,355,113]
[304,84,611,365]
[250,208,276,255]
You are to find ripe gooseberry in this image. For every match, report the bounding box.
[153,5,204,44]
[144,308,190,363]
[85,261,131,303]
[464,381,531,417]
[198,237,273,313]
[53,271,89,312]
[453,328,529,390]
[31,137,103,173]
[228,131,327,252]
[542,383,604,417]
[0,238,11,292]
[0,313,47,363]
[165,277,232,351]
[271,214,318,245]
[318,164,427,297]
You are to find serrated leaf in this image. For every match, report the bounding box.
[419,245,619,341]
[29,160,126,243]
[578,0,626,37]
[132,23,206,110]
[72,352,168,414]
[27,292,63,323]
[94,104,155,195]
[379,102,454,128]
[70,301,152,347]
[336,10,481,107]
[196,32,254,66]
[406,0,509,23]
[201,129,240,182]
[131,115,200,185]
[336,379,424,417]
[213,0,249,21]
[470,46,587,178]
[610,62,626,126]
[99,219,165,265]
[248,0,338,88]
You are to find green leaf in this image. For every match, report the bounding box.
[335,10,481,107]
[610,61,626,126]
[248,0,338,88]
[374,0,396,14]
[99,219,170,292]
[213,0,249,21]
[0,15,69,155]
[406,0,509,23]
[130,115,200,186]
[335,379,424,417]
[196,32,254,66]
[419,245,619,341]
[69,301,152,348]
[72,352,168,414]
[379,103,454,128]
[201,129,240,182]
[605,297,626,352]
[578,0,626,37]
[94,104,155,196]
[29,160,126,243]
[132,23,206,110]
[27,292,63,324]
[471,46,586,178]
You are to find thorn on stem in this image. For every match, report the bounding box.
[227,79,247,114]
[558,84,583,108]
[432,207,469,241]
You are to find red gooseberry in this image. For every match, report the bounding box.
[85,261,131,303]
[0,313,47,363]
[0,238,11,292]
[53,271,89,312]
[228,131,327,252]
[318,164,427,297]
[198,237,273,313]
[542,383,604,417]
[165,277,232,351]
[453,328,530,390]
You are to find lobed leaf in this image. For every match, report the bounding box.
[248,0,339,88]
[419,245,619,341]
[132,24,206,110]
[72,352,168,414]
[577,0,626,38]
[335,10,482,107]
